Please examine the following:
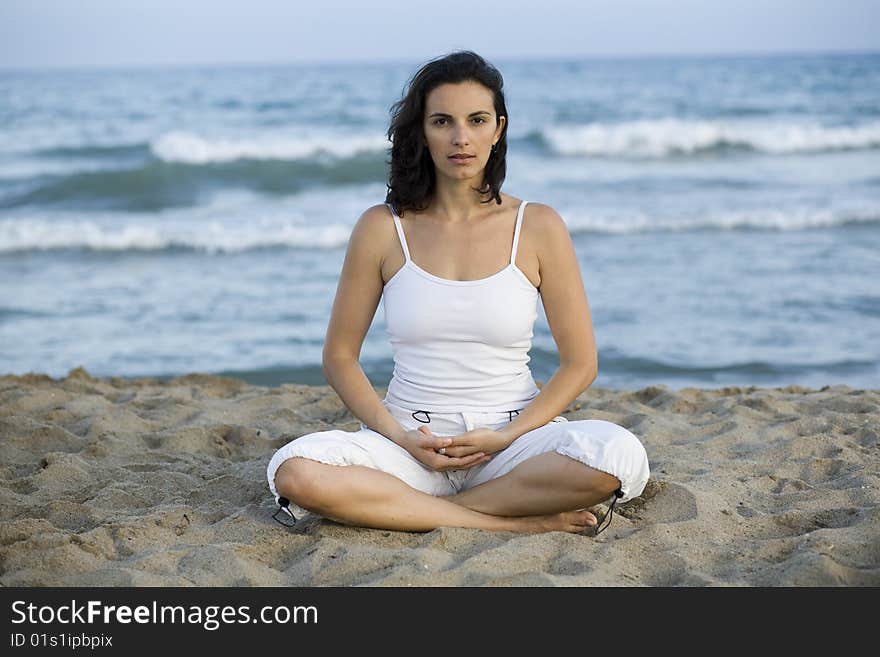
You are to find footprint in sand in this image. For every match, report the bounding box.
[770,477,812,494]
[616,479,698,524]
[774,507,864,537]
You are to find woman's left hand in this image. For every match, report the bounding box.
[438,428,511,459]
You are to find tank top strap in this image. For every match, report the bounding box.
[510,200,528,265]
[386,203,411,262]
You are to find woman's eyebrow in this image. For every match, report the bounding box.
[428,110,492,118]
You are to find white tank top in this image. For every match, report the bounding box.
[382,200,541,413]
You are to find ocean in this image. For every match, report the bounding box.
[1,53,878,390]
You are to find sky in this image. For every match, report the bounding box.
[1,0,879,70]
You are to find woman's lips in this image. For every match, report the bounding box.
[449,155,475,163]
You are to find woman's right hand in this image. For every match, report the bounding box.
[399,426,491,472]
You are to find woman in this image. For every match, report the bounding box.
[267,51,650,534]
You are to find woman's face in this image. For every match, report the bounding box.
[422,80,505,183]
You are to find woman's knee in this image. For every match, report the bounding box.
[585,465,623,497]
[274,457,330,509]
[561,420,645,494]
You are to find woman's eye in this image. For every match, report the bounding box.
[432,117,486,125]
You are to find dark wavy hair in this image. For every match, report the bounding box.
[385,51,508,216]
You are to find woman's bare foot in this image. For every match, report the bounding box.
[517,510,598,534]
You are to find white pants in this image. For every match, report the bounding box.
[267,399,651,520]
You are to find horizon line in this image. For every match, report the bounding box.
[1,47,878,74]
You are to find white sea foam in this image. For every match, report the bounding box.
[0,215,355,253]
[561,204,880,234]
[542,119,880,158]
[0,159,114,180]
[150,130,389,163]
[3,203,878,253]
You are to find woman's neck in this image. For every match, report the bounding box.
[428,180,495,224]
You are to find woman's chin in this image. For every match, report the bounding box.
[440,166,484,181]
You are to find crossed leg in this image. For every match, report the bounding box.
[444,451,622,518]
[273,457,601,534]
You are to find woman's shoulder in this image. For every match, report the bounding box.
[345,203,399,265]
[521,199,563,223]
[358,202,395,226]
[520,200,570,244]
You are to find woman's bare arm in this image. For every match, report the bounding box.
[497,203,598,444]
[322,205,408,443]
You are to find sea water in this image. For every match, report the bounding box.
[2,53,878,390]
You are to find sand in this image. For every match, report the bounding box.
[0,366,877,586]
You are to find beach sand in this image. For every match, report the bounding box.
[1,367,877,586]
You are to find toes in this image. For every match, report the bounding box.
[577,510,598,526]
[560,510,598,532]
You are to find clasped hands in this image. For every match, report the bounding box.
[401,425,511,472]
